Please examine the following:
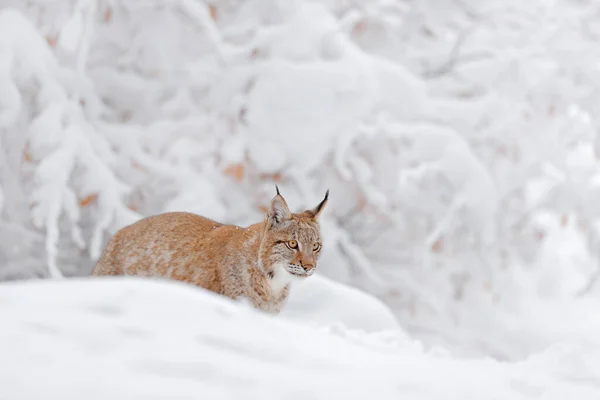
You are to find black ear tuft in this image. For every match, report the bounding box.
[309,189,329,218]
[276,185,281,196]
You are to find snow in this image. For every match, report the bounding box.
[282,274,400,333]
[2,0,600,397]
[1,277,599,399]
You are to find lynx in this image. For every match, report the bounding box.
[92,187,328,313]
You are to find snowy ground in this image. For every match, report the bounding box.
[1,276,600,399]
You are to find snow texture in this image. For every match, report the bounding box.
[1,277,600,399]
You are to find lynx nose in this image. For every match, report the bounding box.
[302,263,315,272]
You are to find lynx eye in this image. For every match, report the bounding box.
[287,240,298,249]
[313,242,321,252]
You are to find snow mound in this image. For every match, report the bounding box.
[1,278,599,399]
[282,273,400,333]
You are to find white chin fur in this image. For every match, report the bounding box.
[269,264,302,294]
[287,269,312,278]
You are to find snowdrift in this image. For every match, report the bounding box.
[282,273,400,333]
[1,277,599,399]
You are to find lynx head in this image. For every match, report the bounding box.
[259,186,328,280]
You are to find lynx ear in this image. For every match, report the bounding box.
[267,186,291,226]
[308,189,329,219]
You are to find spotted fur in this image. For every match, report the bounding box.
[91,189,328,313]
